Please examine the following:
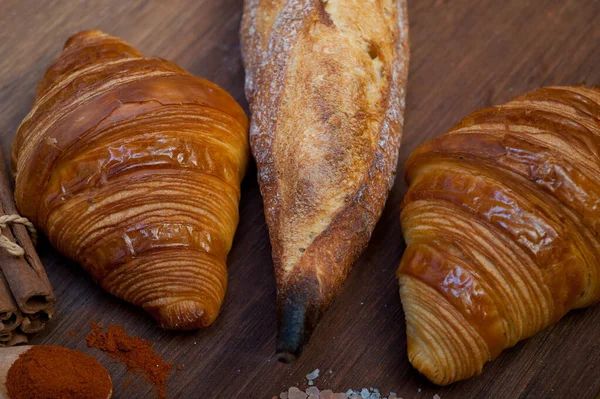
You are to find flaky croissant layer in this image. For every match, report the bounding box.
[11,30,249,330]
[398,86,600,385]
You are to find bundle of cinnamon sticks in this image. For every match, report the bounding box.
[0,146,55,346]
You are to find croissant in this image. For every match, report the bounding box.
[398,85,600,385]
[241,0,410,360]
[11,30,249,330]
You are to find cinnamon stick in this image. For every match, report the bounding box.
[0,331,11,342]
[0,331,28,347]
[0,146,55,315]
[20,310,52,334]
[0,269,22,333]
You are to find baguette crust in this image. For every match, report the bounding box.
[242,0,409,358]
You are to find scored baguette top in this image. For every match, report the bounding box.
[242,0,409,358]
[12,30,249,330]
[399,86,600,385]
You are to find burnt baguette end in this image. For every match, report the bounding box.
[276,290,310,363]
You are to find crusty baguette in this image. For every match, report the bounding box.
[241,0,410,360]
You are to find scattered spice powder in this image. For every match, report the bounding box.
[6,345,112,399]
[69,329,79,337]
[86,322,172,399]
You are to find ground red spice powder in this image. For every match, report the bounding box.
[6,345,112,399]
[86,322,172,399]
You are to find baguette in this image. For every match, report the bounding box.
[241,0,410,360]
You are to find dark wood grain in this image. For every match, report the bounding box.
[1,1,599,398]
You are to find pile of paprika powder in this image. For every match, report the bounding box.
[5,345,112,399]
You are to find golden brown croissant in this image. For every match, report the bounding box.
[398,85,600,385]
[241,0,409,360]
[11,30,249,330]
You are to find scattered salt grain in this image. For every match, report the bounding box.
[433,395,441,399]
[288,388,308,399]
[320,390,334,399]
[278,383,399,399]
[418,388,422,393]
[329,370,333,374]
[306,369,320,381]
[309,381,314,386]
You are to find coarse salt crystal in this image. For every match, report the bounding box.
[433,395,441,399]
[320,390,334,399]
[280,393,288,399]
[289,387,301,393]
[306,369,320,380]
[288,391,307,399]
[308,380,314,386]
[361,388,370,398]
[308,395,319,399]
[306,387,320,395]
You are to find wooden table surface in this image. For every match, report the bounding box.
[1,1,599,398]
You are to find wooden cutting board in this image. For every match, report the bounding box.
[0,1,599,398]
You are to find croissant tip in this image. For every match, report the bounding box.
[64,29,106,48]
[146,299,213,331]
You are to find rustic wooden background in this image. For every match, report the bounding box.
[1,1,599,398]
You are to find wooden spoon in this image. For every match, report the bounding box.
[0,345,112,399]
